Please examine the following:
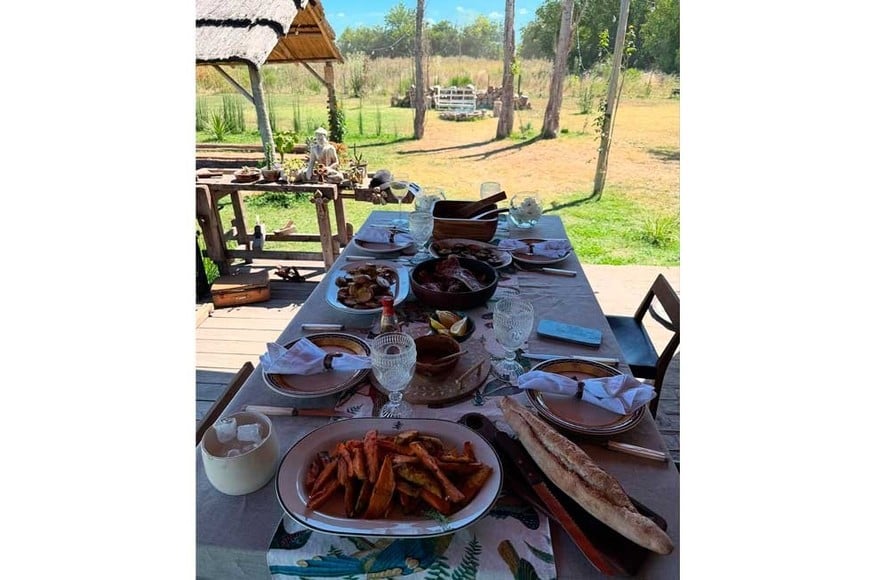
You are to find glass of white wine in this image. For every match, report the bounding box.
[389,174,410,227]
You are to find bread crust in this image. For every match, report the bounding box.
[498,396,674,555]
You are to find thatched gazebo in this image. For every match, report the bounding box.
[196,0,344,154]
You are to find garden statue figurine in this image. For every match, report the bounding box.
[305,127,344,184]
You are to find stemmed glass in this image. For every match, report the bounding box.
[371,332,417,418]
[415,186,446,214]
[389,174,410,227]
[492,297,535,384]
[407,211,434,264]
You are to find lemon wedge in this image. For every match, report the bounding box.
[449,317,469,337]
[436,310,461,327]
[429,318,448,332]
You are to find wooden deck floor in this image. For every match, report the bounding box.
[196,260,680,464]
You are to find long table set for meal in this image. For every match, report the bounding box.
[196,197,680,579]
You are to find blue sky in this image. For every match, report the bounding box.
[320,0,542,39]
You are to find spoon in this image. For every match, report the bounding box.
[430,349,468,364]
[471,207,510,220]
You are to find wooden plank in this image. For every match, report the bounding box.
[196,339,270,356]
[207,305,302,318]
[197,381,230,401]
[197,328,281,343]
[199,317,289,331]
[197,352,261,370]
[197,369,242,384]
[197,400,214,421]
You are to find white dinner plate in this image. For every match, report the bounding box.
[275,418,503,538]
[262,333,372,399]
[428,238,513,269]
[325,261,410,315]
[509,238,571,266]
[351,235,415,254]
[525,359,645,436]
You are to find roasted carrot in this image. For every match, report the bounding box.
[410,441,465,503]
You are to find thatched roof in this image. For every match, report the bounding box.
[196,0,343,67]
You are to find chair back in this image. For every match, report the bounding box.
[636,274,679,416]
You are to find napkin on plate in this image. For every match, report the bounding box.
[260,339,370,375]
[498,239,572,258]
[354,225,414,246]
[517,370,656,414]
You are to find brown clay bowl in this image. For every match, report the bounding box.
[414,334,461,377]
[410,257,498,310]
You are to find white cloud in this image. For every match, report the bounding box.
[488,11,503,20]
[336,12,345,18]
[456,7,466,13]
[518,8,528,16]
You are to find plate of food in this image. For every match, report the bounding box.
[326,261,410,315]
[275,418,503,537]
[428,238,512,269]
[263,333,371,399]
[524,359,645,436]
[508,238,571,266]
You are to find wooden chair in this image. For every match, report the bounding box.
[605,274,679,418]
[195,361,255,445]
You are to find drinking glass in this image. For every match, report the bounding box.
[480,181,502,199]
[390,174,410,227]
[492,297,535,384]
[371,332,417,418]
[415,186,446,214]
[407,211,434,264]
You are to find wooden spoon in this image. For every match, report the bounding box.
[452,191,508,219]
[431,349,468,364]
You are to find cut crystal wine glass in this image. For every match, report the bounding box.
[371,332,417,418]
[492,297,535,384]
[407,211,434,265]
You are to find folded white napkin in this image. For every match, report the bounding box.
[517,370,656,414]
[498,239,572,258]
[355,225,414,246]
[260,339,370,375]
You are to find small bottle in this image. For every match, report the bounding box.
[374,296,400,335]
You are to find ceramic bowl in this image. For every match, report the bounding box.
[201,411,279,495]
[410,257,498,310]
[414,334,461,377]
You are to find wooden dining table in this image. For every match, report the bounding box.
[196,211,680,579]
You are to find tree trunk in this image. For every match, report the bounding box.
[540,0,575,139]
[496,0,516,140]
[593,0,632,197]
[247,62,275,155]
[413,0,426,140]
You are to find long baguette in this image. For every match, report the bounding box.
[498,396,674,555]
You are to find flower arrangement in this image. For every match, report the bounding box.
[509,195,543,227]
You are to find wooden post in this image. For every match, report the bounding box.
[324,62,338,140]
[229,191,251,264]
[540,0,575,139]
[247,62,275,158]
[593,0,632,197]
[333,192,348,245]
[310,188,335,267]
[195,184,229,274]
[413,0,427,139]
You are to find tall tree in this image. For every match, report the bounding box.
[540,0,577,138]
[413,0,426,139]
[496,0,516,139]
[641,0,679,73]
[593,0,632,196]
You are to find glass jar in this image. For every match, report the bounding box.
[508,194,543,229]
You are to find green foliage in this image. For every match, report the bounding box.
[273,130,297,163]
[639,213,680,247]
[208,112,229,141]
[292,98,303,134]
[245,191,309,208]
[357,101,365,135]
[640,0,680,73]
[267,95,278,132]
[221,95,246,133]
[448,75,473,87]
[328,104,347,143]
[195,98,209,131]
[346,52,369,97]
[375,105,383,136]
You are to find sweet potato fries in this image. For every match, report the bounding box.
[304,429,493,519]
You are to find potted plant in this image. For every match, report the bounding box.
[260,143,282,182]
